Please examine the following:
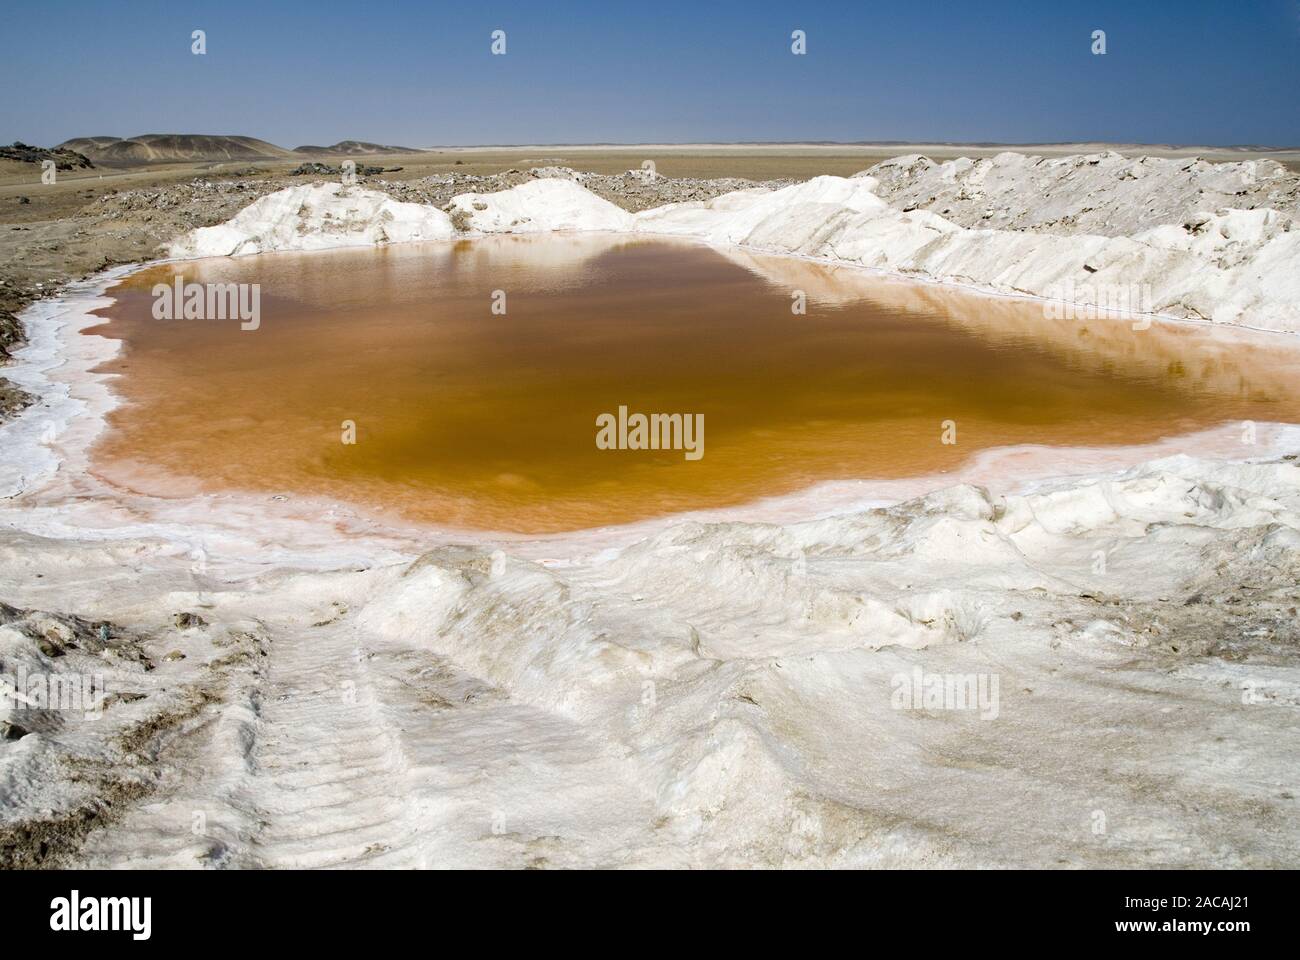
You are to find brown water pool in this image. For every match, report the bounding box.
[85,234,1300,533]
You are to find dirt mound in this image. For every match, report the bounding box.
[294,140,422,156]
[57,134,296,166]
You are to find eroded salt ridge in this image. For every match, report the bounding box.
[166,153,1300,332]
[863,151,1300,237]
[6,453,1299,867]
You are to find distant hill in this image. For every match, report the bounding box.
[56,134,298,165]
[54,134,426,166]
[294,140,422,156]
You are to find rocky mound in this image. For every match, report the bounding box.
[293,140,421,155]
[0,142,94,171]
[289,161,397,177]
[57,134,297,165]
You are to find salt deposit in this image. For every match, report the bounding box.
[166,154,1300,331]
[6,449,1298,867]
[444,178,635,234]
[166,182,456,258]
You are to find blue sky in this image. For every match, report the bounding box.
[3,0,1298,148]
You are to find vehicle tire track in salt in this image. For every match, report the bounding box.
[70,619,423,869]
[237,622,426,868]
[78,609,665,868]
[245,615,666,868]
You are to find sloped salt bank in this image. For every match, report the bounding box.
[429,160,1300,331]
[165,155,1300,332]
[627,173,1300,332]
[864,151,1300,237]
[166,182,455,258]
[8,454,1298,867]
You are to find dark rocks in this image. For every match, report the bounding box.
[384,167,790,215]
[0,142,94,171]
[0,380,35,419]
[0,603,149,666]
[0,308,24,360]
[173,612,208,630]
[288,162,389,177]
[36,637,64,658]
[0,305,32,418]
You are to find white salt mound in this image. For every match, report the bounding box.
[167,153,1300,332]
[166,182,455,258]
[445,178,635,233]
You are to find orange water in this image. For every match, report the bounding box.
[85,234,1300,533]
